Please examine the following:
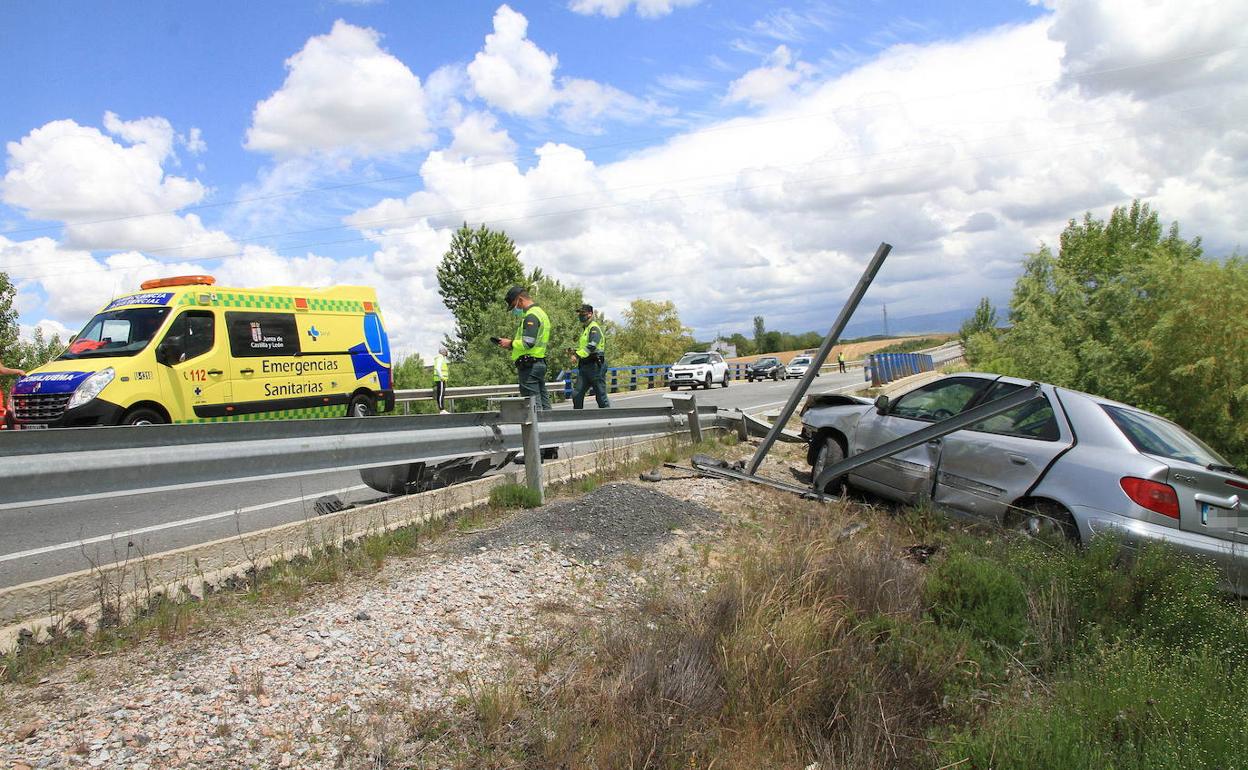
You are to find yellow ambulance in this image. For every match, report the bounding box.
[10,276,394,428]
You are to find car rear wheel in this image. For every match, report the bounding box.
[1008,500,1078,546]
[122,407,167,426]
[348,394,376,418]
[811,436,846,494]
[722,372,730,388]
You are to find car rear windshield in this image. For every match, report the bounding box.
[790,358,810,365]
[678,354,710,364]
[58,307,171,360]
[1103,405,1229,467]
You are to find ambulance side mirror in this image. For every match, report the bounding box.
[155,337,182,367]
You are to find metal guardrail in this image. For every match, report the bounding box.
[0,398,733,511]
[863,342,964,386]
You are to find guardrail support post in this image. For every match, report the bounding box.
[684,394,702,444]
[520,396,544,504]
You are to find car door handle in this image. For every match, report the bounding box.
[207,369,223,376]
[239,368,254,375]
[1008,454,1028,466]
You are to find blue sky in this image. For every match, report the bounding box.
[1,0,1244,355]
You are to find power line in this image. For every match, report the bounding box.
[2,40,1243,239]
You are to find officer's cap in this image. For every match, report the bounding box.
[504,286,527,306]
[578,303,593,313]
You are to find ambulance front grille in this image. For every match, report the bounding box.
[13,393,72,422]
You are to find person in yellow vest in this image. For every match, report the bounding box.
[837,350,847,373]
[433,346,449,413]
[568,303,609,409]
[495,286,552,410]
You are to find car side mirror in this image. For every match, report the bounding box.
[874,395,890,415]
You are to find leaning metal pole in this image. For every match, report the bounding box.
[745,241,892,475]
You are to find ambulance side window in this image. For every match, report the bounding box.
[226,312,301,358]
[158,311,215,364]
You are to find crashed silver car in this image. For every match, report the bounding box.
[801,373,1248,584]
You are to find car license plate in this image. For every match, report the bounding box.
[1201,502,1240,529]
[20,423,48,430]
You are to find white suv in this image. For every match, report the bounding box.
[668,351,729,390]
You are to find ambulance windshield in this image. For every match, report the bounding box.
[58,307,172,360]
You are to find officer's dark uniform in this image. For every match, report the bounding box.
[572,304,609,409]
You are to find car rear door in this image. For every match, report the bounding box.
[932,382,1073,520]
[849,376,992,503]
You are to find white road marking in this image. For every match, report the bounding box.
[0,484,369,563]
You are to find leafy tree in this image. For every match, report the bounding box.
[967,200,1243,464]
[959,297,999,345]
[457,269,586,391]
[436,223,525,360]
[0,272,17,365]
[611,299,695,366]
[753,316,766,350]
[11,327,63,371]
[725,332,755,357]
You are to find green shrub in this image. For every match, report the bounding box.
[489,483,542,509]
[944,642,1248,769]
[926,550,1030,651]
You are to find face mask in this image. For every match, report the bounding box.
[578,314,590,323]
[511,307,524,317]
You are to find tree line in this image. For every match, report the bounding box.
[961,200,1246,466]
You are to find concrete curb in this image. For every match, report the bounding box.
[0,431,695,654]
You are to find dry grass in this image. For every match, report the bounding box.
[439,492,964,769]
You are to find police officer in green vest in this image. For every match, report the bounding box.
[568,303,610,409]
[496,286,552,410]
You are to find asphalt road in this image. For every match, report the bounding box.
[0,369,864,588]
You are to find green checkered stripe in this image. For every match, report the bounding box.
[173,404,345,424]
[175,292,376,313]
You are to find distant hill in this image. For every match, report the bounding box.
[840,307,972,338]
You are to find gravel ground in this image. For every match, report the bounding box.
[461,482,722,561]
[0,465,756,769]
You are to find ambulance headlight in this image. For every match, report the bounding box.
[68,368,115,410]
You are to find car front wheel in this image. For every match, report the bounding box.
[703,374,712,389]
[811,436,846,494]
[669,384,679,391]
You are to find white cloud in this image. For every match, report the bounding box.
[447,111,517,161]
[245,20,433,157]
[725,45,816,106]
[1,114,236,255]
[467,6,560,117]
[467,5,667,130]
[336,1,1248,345]
[568,0,701,19]
[13,0,1248,356]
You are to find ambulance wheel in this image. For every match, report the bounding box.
[348,394,376,418]
[122,407,166,426]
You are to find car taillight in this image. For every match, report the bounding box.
[1227,478,1248,491]
[1120,477,1180,519]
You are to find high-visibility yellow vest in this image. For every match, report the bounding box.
[433,354,448,382]
[511,304,551,361]
[576,320,605,360]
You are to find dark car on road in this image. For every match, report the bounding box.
[746,356,783,382]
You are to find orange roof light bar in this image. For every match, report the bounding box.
[141,275,216,290]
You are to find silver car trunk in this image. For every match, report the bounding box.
[1166,463,1248,545]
